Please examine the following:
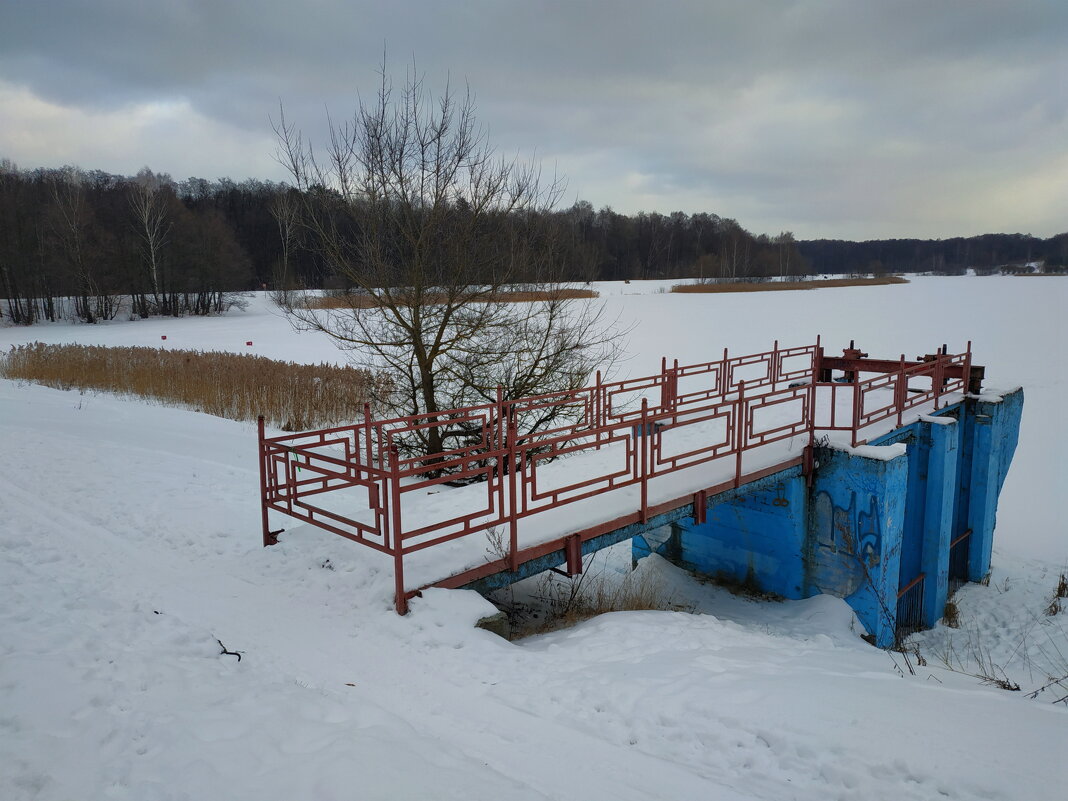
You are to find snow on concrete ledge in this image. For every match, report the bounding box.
[827,441,908,461]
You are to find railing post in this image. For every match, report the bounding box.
[363,403,371,467]
[596,369,603,425]
[258,415,276,547]
[389,442,407,614]
[672,358,679,423]
[507,405,519,571]
[284,446,295,514]
[933,351,944,410]
[963,340,974,394]
[896,353,906,428]
[659,356,669,412]
[805,351,818,487]
[639,397,649,523]
[593,369,603,450]
[495,385,506,525]
[720,347,729,395]
[851,368,861,448]
[815,335,830,383]
[735,380,746,488]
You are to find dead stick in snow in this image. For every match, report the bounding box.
[216,638,243,662]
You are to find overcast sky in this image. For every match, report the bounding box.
[1,1,1064,240]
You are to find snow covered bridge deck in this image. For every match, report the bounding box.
[258,340,985,621]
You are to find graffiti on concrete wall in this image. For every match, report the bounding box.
[811,489,883,597]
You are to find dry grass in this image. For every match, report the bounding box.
[507,566,692,639]
[303,287,599,310]
[943,599,962,628]
[1047,572,1068,616]
[671,275,909,294]
[0,342,391,430]
[700,569,783,601]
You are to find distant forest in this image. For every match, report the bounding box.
[2,161,1065,324]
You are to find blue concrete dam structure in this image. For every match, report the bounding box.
[632,389,1023,647]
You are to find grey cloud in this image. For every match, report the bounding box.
[1,1,1065,238]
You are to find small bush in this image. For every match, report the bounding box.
[1047,572,1068,616]
[0,342,392,430]
[943,599,961,628]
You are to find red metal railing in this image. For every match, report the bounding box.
[258,340,976,612]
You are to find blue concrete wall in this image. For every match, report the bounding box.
[635,446,910,647]
[805,445,908,647]
[633,389,1023,648]
[636,477,809,598]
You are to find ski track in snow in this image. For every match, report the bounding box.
[1,276,1066,800]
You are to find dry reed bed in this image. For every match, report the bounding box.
[0,343,390,430]
[671,275,909,294]
[304,287,599,309]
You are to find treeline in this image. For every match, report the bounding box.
[553,201,807,283]
[0,162,279,324]
[3,159,1065,325]
[798,233,1068,276]
[0,162,810,324]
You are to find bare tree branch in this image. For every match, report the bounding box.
[274,61,623,463]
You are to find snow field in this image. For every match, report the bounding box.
[1,275,1065,800]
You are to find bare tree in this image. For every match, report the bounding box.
[776,231,795,278]
[722,219,751,281]
[268,186,301,306]
[128,167,171,317]
[273,65,621,459]
[49,167,118,322]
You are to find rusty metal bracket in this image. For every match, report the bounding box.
[564,534,583,576]
[802,444,816,488]
[692,490,708,525]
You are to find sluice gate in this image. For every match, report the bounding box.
[258,341,1021,645]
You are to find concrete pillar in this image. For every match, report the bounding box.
[920,415,958,626]
[966,389,1024,581]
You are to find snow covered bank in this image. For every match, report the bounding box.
[2,275,1065,800]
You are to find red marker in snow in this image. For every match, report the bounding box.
[246,341,253,346]
[161,335,167,340]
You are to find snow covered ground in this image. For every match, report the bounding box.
[1,276,1065,800]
